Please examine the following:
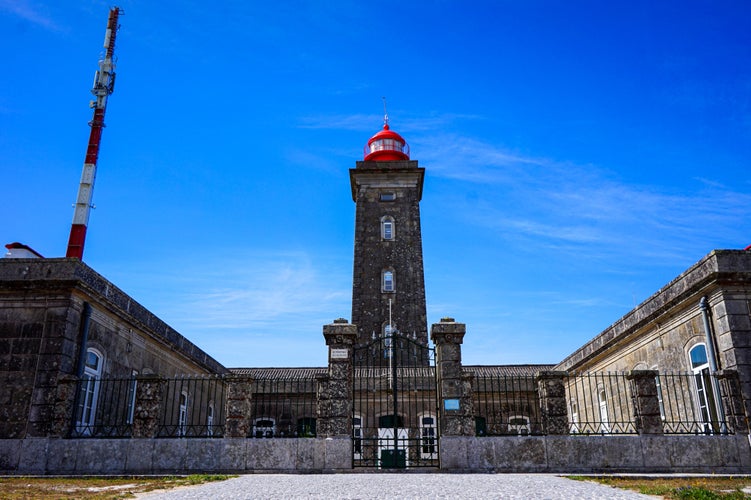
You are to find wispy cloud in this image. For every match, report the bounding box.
[298,114,378,131]
[0,0,64,32]
[297,112,481,133]
[124,250,351,335]
[417,132,751,264]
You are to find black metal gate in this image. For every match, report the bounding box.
[353,331,439,468]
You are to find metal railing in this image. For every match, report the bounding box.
[473,376,543,436]
[71,377,137,437]
[69,370,736,439]
[657,372,731,435]
[566,372,637,435]
[158,376,226,437]
[248,377,318,438]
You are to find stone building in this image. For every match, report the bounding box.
[350,123,429,354]
[0,258,226,439]
[1,120,751,473]
[557,250,751,435]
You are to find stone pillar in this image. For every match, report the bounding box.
[319,318,357,437]
[51,374,79,437]
[431,318,474,436]
[536,371,569,435]
[132,374,164,438]
[626,370,663,435]
[716,369,748,434]
[224,375,253,438]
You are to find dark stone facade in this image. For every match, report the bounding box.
[0,258,227,438]
[349,160,428,356]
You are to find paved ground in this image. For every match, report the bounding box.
[137,474,658,499]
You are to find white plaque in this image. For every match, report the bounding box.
[331,348,349,359]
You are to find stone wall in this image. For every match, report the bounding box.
[1,435,748,474]
[557,250,751,373]
[0,437,351,474]
[350,160,429,353]
[0,259,227,438]
[556,250,751,417]
[440,434,751,473]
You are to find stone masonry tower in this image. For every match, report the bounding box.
[350,118,428,360]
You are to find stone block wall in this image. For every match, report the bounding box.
[1,435,748,474]
[556,251,751,427]
[0,259,227,439]
[350,160,429,353]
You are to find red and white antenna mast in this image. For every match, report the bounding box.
[65,7,122,259]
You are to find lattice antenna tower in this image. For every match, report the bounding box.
[65,7,123,259]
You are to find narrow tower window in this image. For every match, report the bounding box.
[381,216,395,240]
[382,270,394,292]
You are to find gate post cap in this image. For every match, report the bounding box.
[430,319,466,344]
[323,320,357,346]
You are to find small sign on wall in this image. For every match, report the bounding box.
[331,348,349,359]
[443,399,460,411]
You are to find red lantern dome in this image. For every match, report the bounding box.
[363,123,410,161]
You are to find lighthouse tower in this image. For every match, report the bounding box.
[350,118,428,361]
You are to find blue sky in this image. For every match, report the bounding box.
[2,1,750,368]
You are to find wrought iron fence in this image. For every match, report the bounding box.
[656,372,731,435]
[473,375,543,436]
[71,377,137,437]
[158,376,226,437]
[248,377,318,438]
[565,372,637,435]
[68,369,736,439]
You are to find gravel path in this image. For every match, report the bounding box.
[137,474,658,499]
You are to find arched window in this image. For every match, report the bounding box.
[178,391,188,436]
[382,270,394,292]
[382,323,395,359]
[253,418,276,438]
[380,216,395,240]
[353,415,363,459]
[419,414,437,459]
[76,348,103,435]
[689,344,720,433]
[651,365,666,422]
[597,386,609,434]
[207,402,215,436]
[126,370,138,425]
[508,415,531,436]
[569,399,579,434]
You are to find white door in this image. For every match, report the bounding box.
[377,427,409,468]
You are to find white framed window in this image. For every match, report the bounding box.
[353,415,363,459]
[598,387,610,433]
[126,370,138,425]
[419,414,438,458]
[178,391,188,436]
[689,343,719,434]
[652,366,666,421]
[76,348,103,435]
[381,216,395,240]
[253,418,276,438]
[569,399,579,434]
[508,415,530,436]
[380,192,396,201]
[382,323,396,359]
[207,402,215,436]
[382,270,394,292]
